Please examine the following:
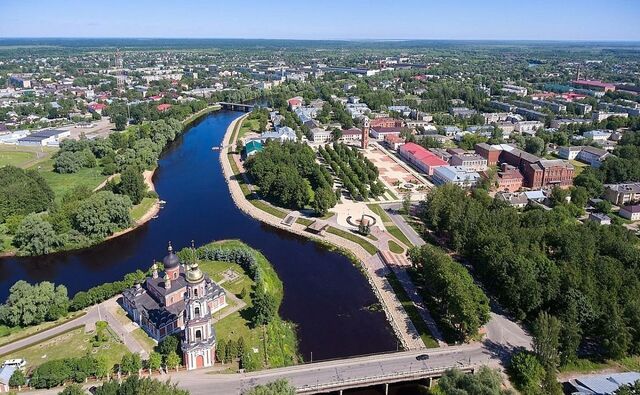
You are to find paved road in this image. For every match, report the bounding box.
[381,202,425,247]
[24,345,494,395]
[0,306,99,357]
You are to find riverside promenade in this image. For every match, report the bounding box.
[219,114,427,350]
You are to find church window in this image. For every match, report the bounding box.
[195,329,202,341]
[194,306,200,318]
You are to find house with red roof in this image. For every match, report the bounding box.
[88,103,107,115]
[287,97,303,110]
[398,142,448,175]
[572,79,616,92]
[157,104,172,112]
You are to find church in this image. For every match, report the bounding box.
[122,242,227,369]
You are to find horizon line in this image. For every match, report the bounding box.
[1,36,640,43]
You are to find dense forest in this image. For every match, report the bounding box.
[420,184,640,362]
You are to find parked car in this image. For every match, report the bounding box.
[415,354,430,361]
[2,359,26,369]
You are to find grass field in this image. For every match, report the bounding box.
[0,325,129,369]
[327,226,378,255]
[34,159,108,201]
[131,328,156,354]
[0,145,55,168]
[131,197,158,222]
[385,271,439,348]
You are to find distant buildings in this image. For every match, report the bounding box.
[569,372,640,395]
[259,126,297,143]
[449,153,487,171]
[620,205,640,221]
[572,79,616,92]
[501,84,528,97]
[370,127,404,140]
[370,117,403,129]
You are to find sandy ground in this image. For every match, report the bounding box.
[65,118,117,140]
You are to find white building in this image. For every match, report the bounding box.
[432,166,481,187]
[17,129,70,146]
[311,128,332,143]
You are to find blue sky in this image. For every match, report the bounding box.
[1,0,639,41]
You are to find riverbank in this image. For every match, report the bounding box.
[220,114,425,351]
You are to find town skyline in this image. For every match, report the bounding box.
[2,0,640,41]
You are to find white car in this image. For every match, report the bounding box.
[2,359,26,369]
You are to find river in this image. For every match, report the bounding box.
[0,110,397,361]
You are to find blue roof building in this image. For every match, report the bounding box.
[242,140,263,159]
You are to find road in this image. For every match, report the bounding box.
[24,345,495,395]
[380,202,425,247]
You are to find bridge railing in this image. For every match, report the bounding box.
[295,363,477,393]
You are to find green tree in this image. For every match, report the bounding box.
[114,114,128,131]
[148,351,162,372]
[616,381,640,394]
[402,191,412,214]
[216,339,227,363]
[532,312,561,369]
[524,136,545,156]
[437,367,509,394]
[243,379,296,395]
[312,186,336,216]
[0,166,55,221]
[13,214,61,256]
[54,151,83,173]
[252,283,278,327]
[118,166,146,205]
[71,191,132,238]
[165,351,181,370]
[58,383,85,395]
[509,350,544,394]
[9,369,26,387]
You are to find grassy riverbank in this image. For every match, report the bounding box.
[196,240,299,371]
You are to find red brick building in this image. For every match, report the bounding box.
[475,143,501,166]
[370,117,404,129]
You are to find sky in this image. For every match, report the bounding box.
[1,0,639,41]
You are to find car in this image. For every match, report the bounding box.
[415,354,430,361]
[2,359,26,369]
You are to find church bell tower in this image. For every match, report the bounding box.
[181,246,216,370]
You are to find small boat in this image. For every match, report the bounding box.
[152,215,159,219]
[159,200,167,205]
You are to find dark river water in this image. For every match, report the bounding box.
[0,110,397,361]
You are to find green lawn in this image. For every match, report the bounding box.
[386,272,439,348]
[130,197,158,222]
[131,328,156,354]
[388,240,405,254]
[34,159,109,201]
[0,325,129,370]
[327,226,378,255]
[0,145,55,168]
[388,226,413,248]
[296,218,314,227]
[367,204,392,223]
[238,119,260,139]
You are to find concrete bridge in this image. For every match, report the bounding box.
[218,102,256,112]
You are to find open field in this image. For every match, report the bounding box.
[34,159,108,201]
[0,145,56,168]
[131,197,158,222]
[0,311,86,348]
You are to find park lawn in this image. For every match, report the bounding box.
[0,145,55,168]
[0,325,129,370]
[327,226,378,255]
[388,240,405,254]
[388,226,413,248]
[367,204,392,223]
[131,197,158,222]
[131,328,156,354]
[296,218,313,227]
[249,198,288,219]
[386,272,439,349]
[34,159,108,201]
[238,119,260,139]
[0,311,86,348]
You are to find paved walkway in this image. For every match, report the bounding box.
[99,298,149,359]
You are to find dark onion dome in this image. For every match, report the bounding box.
[163,242,180,269]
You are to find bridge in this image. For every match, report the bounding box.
[218,102,256,112]
[150,345,493,395]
